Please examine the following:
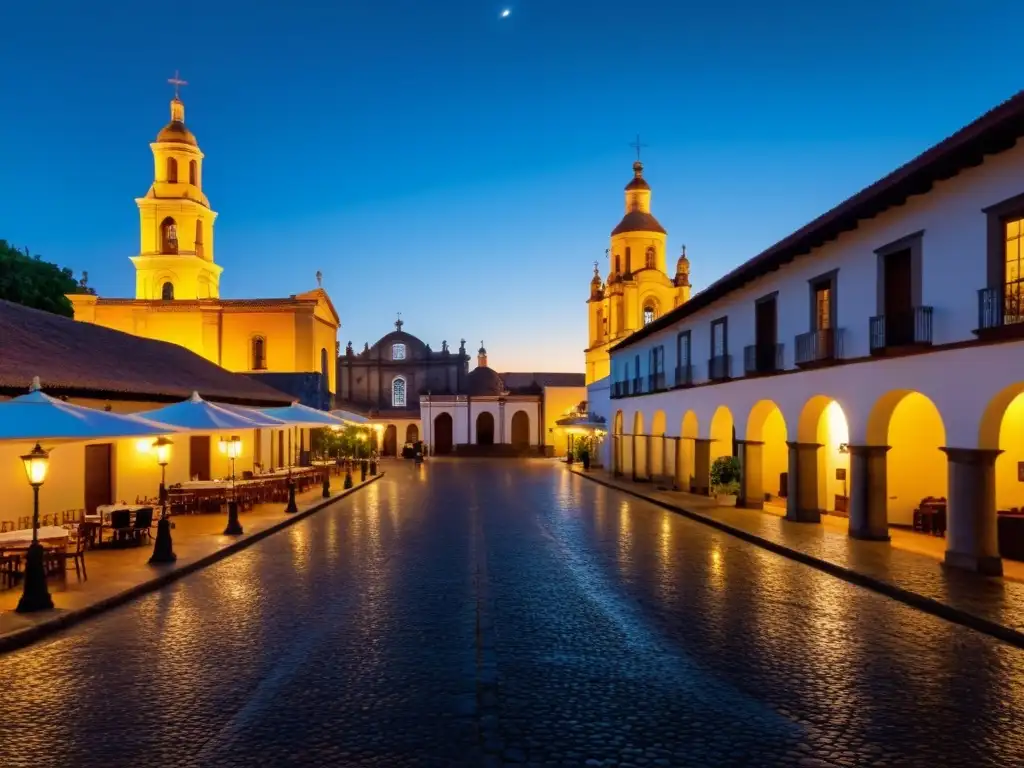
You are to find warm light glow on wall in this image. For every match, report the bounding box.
[825,401,849,448]
[136,438,154,454]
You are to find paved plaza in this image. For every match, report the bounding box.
[1,460,1022,767]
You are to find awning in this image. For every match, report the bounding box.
[260,402,348,427]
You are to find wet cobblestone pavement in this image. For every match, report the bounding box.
[1,460,1023,767]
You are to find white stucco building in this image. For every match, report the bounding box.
[589,90,1024,576]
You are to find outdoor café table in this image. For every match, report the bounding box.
[88,504,153,524]
[0,525,70,550]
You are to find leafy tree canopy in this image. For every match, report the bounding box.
[0,240,92,318]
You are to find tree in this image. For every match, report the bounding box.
[0,240,90,318]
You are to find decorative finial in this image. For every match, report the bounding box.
[168,70,188,101]
[316,270,323,288]
[682,244,687,257]
[629,134,648,163]
[593,260,600,277]
[395,312,404,331]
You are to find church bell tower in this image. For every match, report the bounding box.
[130,73,221,301]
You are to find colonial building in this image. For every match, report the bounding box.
[336,321,586,456]
[589,90,1024,576]
[585,159,692,384]
[67,88,339,406]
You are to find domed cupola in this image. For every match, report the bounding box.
[675,244,691,287]
[466,366,506,396]
[611,160,666,236]
[589,262,603,300]
[156,97,198,146]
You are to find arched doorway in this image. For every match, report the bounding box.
[650,410,667,479]
[406,424,419,444]
[434,413,453,455]
[794,396,851,521]
[709,406,734,462]
[511,411,529,448]
[867,390,946,528]
[476,412,495,445]
[383,425,398,456]
[677,411,699,491]
[744,400,789,509]
[632,411,646,480]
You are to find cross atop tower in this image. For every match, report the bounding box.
[168,70,188,100]
[395,312,403,331]
[315,270,323,288]
[629,134,648,162]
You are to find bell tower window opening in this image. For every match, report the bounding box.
[166,157,178,183]
[252,336,267,371]
[189,159,198,186]
[161,282,174,301]
[392,376,407,407]
[614,255,621,275]
[195,220,204,259]
[645,246,656,269]
[392,343,406,360]
[160,217,178,254]
[643,302,656,326]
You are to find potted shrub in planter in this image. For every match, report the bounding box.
[710,456,741,506]
[580,448,590,470]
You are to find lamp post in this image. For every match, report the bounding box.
[149,436,176,564]
[222,435,243,535]
[16,443,53,613]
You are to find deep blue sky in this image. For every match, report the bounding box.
[2,1,1021,371]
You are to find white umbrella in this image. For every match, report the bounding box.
[216,402,291,428]
[139,392,266,431]
[0,377,177,442]
[330,408,369,425]
[260,402,348,427]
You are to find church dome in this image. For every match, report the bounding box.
[466,366,505,396]
[676,245,690,274]
[611,210,666,236]
[156,98,197,146]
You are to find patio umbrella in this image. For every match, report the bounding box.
[0,377,177,442]
[138,392,268,431]
[216,402,291,428]
[330,408,369,425]
[260,402,348,427]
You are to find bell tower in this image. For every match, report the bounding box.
[130,73,222,301]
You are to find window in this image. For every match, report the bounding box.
[392,343,406,360]
[189,159,198,186]
[645,246,656,269]
[643,303,656,326]
[1006,217,1024,320]
[161,282,174,300]
[625,247,632,274]
[595,308,604,342]
[676,331,691,365]
[711,318,727,357]
[614,254,621,274]
[195,220,204,259]
[252,336,267,370]
[813,281,832,330]
[160,217,178,254]
[321,348,329,393]
[166,157,178,183]
[392,376,407,407]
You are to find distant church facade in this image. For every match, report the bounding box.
[337,319,585,457]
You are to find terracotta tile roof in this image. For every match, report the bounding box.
[0,301,292,406]
[613,90,1024,352]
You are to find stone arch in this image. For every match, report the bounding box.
[795,396,850,515]
[745,399,789,502]
[632,410,646,480]
[613,410,624,475]
[867,390,947,527]
[161,281,174,301]
[650,410,667,477]
[434,412,453,455]
[676,410,699,491]
[476,411,495,446]
[642,299,657,327]
[709,405,734,463]
[166,156,178,183]
[406,424,419,444]
[511,410,530,449]
[979,382,1024,450]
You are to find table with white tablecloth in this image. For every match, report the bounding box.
[0,525,70,550]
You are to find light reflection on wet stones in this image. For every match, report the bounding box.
[0,461,1021,767]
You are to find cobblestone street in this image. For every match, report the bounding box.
[1,460,1023,767]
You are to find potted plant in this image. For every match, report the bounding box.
[710,456,741,506]
[580,446,591,470]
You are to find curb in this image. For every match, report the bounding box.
[0,472,385,655]
[570,467,1024,650]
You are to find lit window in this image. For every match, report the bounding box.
[392,377,406,407]
[252,336,267,370]
[645,247,656,269]
[392,343,406,360]
[643,305,656,325]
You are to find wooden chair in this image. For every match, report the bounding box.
[0,550,22,590]
[16,515,31,530]
[107,510,132,546]
[132,508,154,544]
[0,521,12,533]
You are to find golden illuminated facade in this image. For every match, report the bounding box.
[585,161,691,384]
[68,91,339,395]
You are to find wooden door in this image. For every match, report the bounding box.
[884,248,913,345]
[84,444,113,515]
[189,435,211,481]
[755,297,777,370]
[434,413,453,455]
[383,425,398,456]
[511,411,530,448]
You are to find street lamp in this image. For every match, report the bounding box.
[222,435,243,535]
[149,436,176,564]
[16,443,53,613]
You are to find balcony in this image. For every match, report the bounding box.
[611,381,627,398]
[795,328,842,367]
[708,354,731,382]
[674,364,694,387]
[743,343,784,376]
[869,307,933,354]
[647,371,667,392]
[977,287,1024,339]
[632,377,643,395]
